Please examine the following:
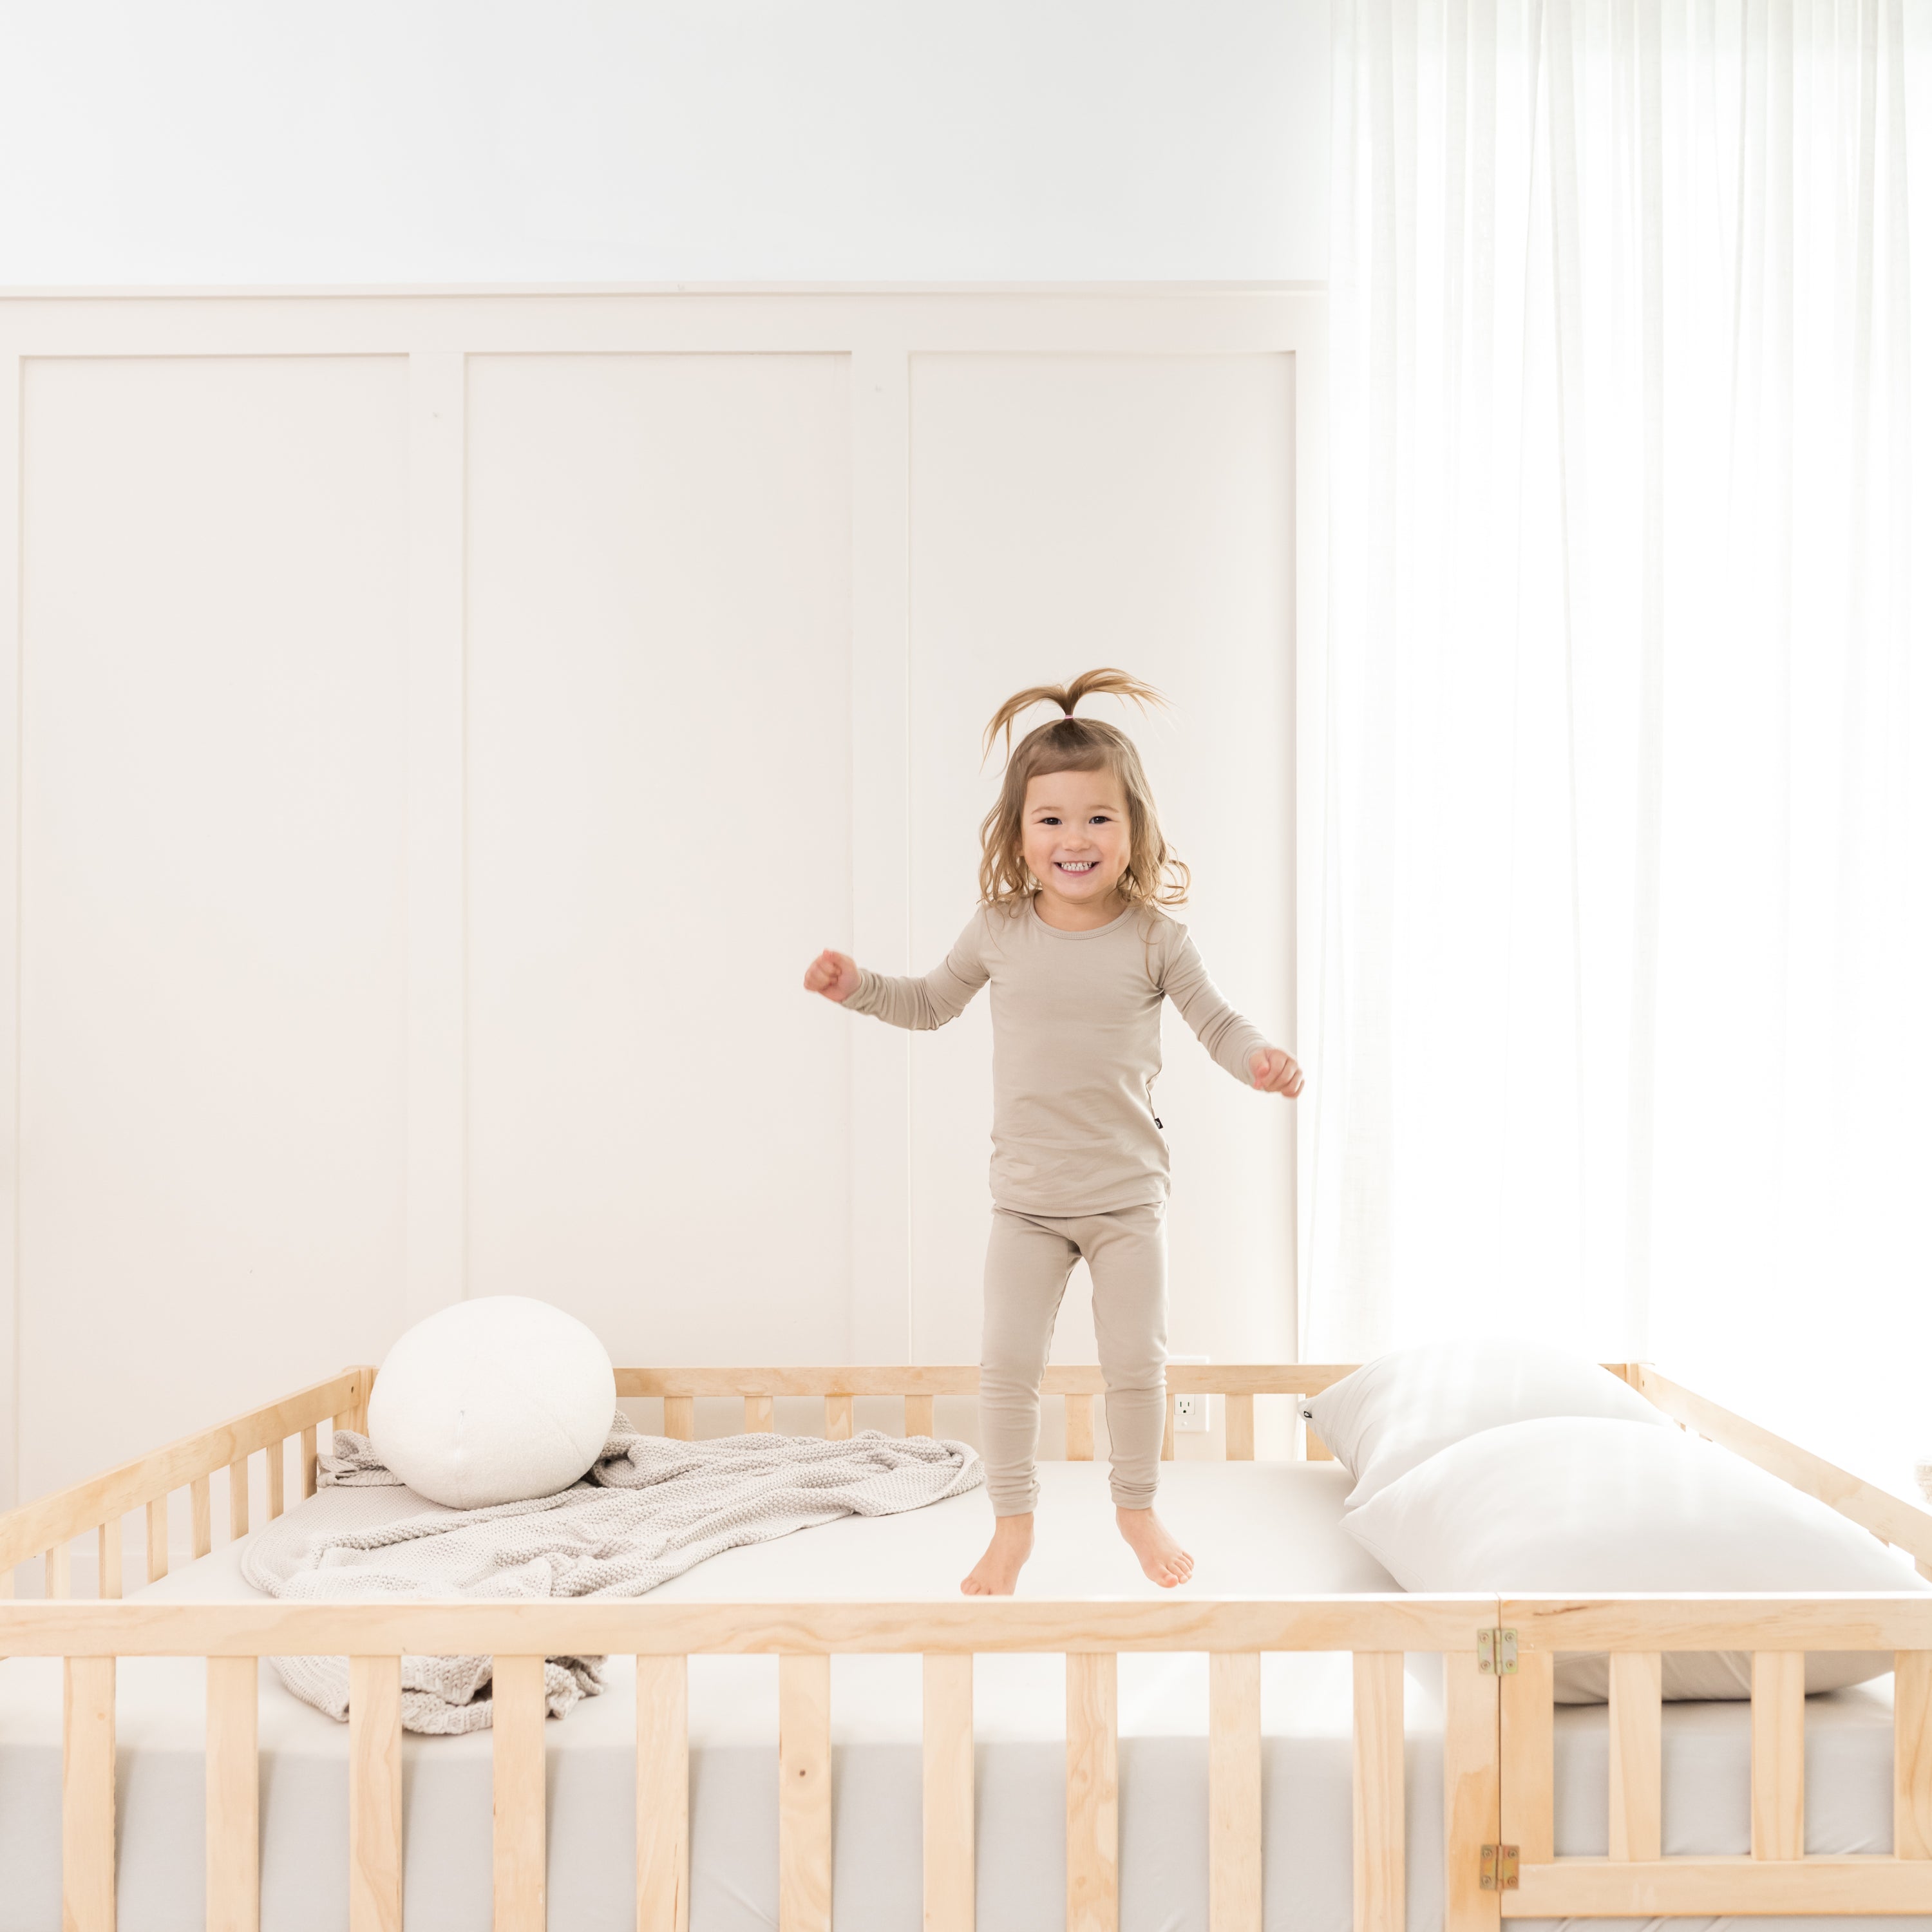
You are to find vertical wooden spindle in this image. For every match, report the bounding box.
[97,1520,122,1601]
[348,1656,403,1932]
[923,1654,974,1932]
[207,1654,260,1932]
[1608,1652,1662,1861]
[1352,1653,1405,1932]
[1897,1649,1932,1860]
[146,1497,169,1583]
[1209,1652,1261,1932]
[637,1655,690,1931]
[1751,1651,1805,1861]
[492,1655,548,1930]
[1442,1643,1502,1932]
[62,1656,117,1932]
[229,1456,251,1540]
[1066,1652,1119,1932]
[1499,1643,1555,1866]
[779,1653,831,1932]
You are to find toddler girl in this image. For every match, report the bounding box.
[802,670,1302,1595]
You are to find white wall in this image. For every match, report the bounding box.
[0,289,1320,1562]
[0,1,1330,286]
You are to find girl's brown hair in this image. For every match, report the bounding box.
[976,668,1189,911]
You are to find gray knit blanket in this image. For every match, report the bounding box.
[241,1414,983,1734]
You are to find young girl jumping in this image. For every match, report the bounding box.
[802,669,1303,1596]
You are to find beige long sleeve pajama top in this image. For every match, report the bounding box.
[844,898,1274,1217]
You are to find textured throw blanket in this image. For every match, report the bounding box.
[242,1414,983,1734]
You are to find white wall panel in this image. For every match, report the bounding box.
[463,353,853,1366]
[0,292,1317,1528]
[905,354,1298,1405]
[17,354,412,1497]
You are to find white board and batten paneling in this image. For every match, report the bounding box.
[0,289,1322,1560]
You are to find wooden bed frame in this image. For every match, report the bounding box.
[3,1361,1931,1932]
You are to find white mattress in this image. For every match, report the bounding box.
[0,1459,1913,1932]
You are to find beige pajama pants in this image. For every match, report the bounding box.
[980,1200,1168,1515]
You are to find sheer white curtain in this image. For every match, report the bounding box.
[1305,0,1932,1495]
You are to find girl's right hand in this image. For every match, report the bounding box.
[804,948,862,1004]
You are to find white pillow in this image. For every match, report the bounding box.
[367,1296,617,1510]
[1305,1341,1669,1510]
[1344,1416,1930,1700]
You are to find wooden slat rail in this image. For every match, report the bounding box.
[7,1594,1495,1655]
[614,1364,1383,1461]
[23,1593,1520,1932]
[1502,1600,1932,1920]
[0,1367,368,1581]
[612,1364,1367,1399]
[1502,1860,1932,1915]
[1632,1368,1932,1571]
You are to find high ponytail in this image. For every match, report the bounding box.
[980,667,1168,762]
[975,668,1189,911]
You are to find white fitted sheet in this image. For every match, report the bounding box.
[0,1459,1915,1932]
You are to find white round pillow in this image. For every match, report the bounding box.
[367,1296,616,1509]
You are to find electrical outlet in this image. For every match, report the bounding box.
[1170,1354,1211,1433]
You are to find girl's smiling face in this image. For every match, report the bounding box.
[1020,768,1132,922]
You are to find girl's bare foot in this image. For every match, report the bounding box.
[1117,1506,1193,1587]
[961,1513,1035,1595]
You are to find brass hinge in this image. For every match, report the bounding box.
[1477,1627,1518,1674]
[1480,1844,1520,1891]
